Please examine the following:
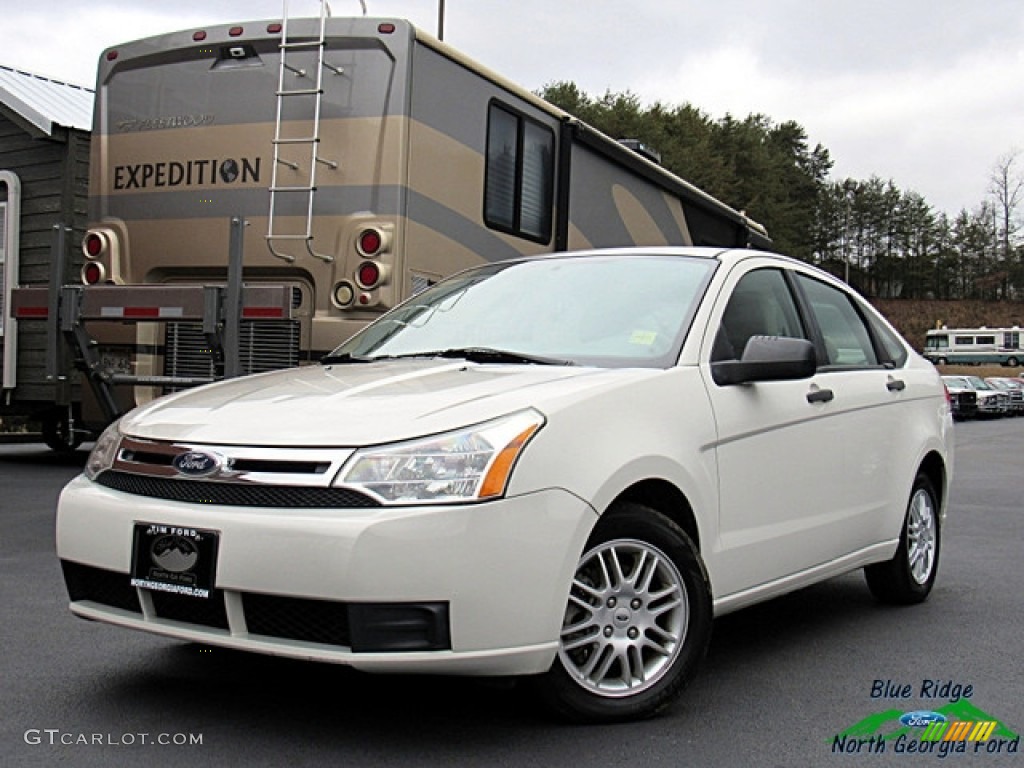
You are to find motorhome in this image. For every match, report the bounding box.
[923,327,1023,367]
[9,4,769,448]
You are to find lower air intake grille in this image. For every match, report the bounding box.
[150,588,229,629]
[96,471,380,509]
[243,592,351,646]
[61,561,141,613]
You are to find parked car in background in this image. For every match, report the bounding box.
[941,378,978,421]
[986,377,1024,416]
[55,247,953,723]
[942,376,1008,417]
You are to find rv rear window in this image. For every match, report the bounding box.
[484,102,553,243]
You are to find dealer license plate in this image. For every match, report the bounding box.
[130,523,219,599]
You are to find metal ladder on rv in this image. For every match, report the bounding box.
[267,0,342,262]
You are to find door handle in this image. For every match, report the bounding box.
[886,378,906,392]
[806,388,834,404]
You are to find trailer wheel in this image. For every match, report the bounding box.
[42,411,84,453]
[1006,356,1020,368]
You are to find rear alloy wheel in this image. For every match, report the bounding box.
[865,473,940,604]
[536,503,712,722]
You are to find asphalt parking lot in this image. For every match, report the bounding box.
[1,417,1021,767]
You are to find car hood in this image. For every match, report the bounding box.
[120,360,652,446]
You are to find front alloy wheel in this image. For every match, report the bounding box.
[536,503,712,722]
[559,539,688,698]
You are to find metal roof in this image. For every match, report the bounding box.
[0,64,93,136]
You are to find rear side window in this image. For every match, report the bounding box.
[866,313,909,367]
[484,102,554,243]
[795,275,878,367]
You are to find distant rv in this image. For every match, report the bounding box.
[924,327,1023,367]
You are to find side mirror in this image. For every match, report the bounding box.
[711,335,817,386]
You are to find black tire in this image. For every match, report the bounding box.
[534,502,712,723]
[864,473,940,604]
[1006,356,1020,368]
[936,357,948,366]
[42,411,84,454]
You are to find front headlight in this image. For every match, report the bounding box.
[84,419,122,481]
[334,410,544,505]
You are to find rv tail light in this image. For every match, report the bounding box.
[356,261,382,289]
[106,50,118,62]
[267,23,283,34]
[229,26,244,37]
[358,229,382,257]
[82,262,105,285]
[83,231,108,259]
[192,31,207,42]
[378,23,396,34]
[356,226,391,257]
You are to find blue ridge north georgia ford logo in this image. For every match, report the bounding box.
[171,451,221,477]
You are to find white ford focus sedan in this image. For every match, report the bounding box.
[57,248,953,722]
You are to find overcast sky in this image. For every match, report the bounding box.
[5,1,1023,216]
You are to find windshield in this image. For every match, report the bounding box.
[329,254,716,368]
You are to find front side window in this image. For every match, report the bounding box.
[484,103,554,242]
[712,268,807,362]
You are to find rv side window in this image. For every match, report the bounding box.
[484,102,553,243]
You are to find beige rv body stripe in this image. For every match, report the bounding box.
[612,185,669,247]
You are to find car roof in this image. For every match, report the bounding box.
[514,246,829,277]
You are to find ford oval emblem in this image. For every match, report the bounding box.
[900,711,947,728]
[172,451,220,477]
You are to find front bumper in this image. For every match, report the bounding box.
[56,474,596,675]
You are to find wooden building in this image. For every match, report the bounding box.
[0,64,92,448]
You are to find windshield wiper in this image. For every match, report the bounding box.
[319,353,375,364]
[322,348,575,366]
[434,347,575,366]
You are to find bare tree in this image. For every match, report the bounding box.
[987,149,1023,297]
[989,150,1023,251]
